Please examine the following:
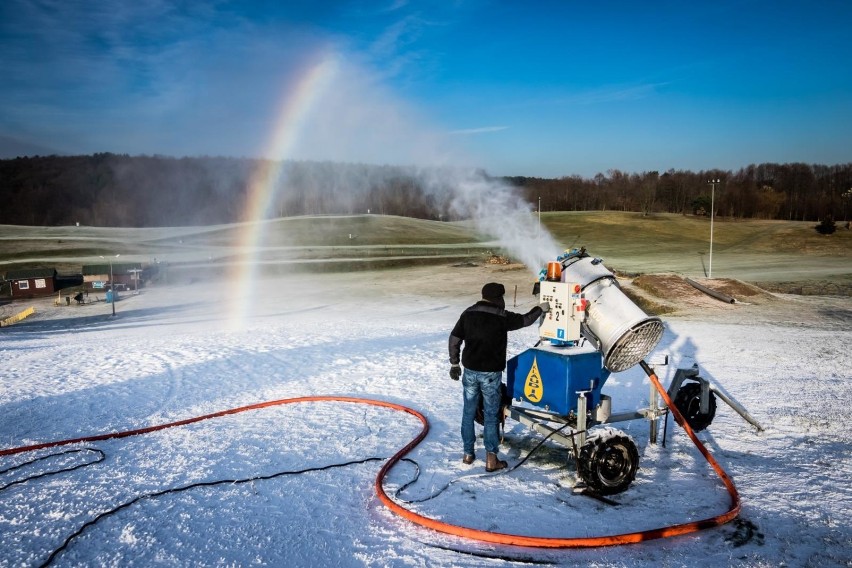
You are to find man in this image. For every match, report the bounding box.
[448,282,549,471]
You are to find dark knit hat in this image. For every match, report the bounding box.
[481,282,505,301]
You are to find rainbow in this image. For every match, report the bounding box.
[228,53,338,327]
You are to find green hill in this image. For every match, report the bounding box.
[1,212,850,293]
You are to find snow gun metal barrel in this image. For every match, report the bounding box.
[560,253,663,372]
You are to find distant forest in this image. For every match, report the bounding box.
[1,153,850,227]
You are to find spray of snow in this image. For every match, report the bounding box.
[255,52,563,275]
[448,169,561,274]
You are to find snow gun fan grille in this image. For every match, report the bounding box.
[604,319,665,373]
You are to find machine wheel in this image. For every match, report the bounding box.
[673,381,716,432]
[577,428,639,495]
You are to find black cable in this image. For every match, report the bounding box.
[393,422,584,505]
[40,456,386,568]
[508,422,582,472]
[416,540,557,565]
[25,420,582,565]
[0,448,105,492]
[39,451,557,567]
[389,458,422,496]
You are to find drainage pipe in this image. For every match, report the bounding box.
[686,278,736,304]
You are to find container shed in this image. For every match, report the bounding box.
[3,268,58,299]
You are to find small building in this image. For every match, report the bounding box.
[3,268,58,299]
[82,263,144,291]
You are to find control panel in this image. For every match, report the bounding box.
[538,281,586,344]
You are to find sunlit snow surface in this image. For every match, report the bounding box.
[1,274,850,567]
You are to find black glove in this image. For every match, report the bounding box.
[449,364,461,381]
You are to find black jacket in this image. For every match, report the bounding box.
[448,301,543,372]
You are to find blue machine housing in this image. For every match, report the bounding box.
[506,344,611,417]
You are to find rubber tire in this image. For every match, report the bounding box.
[673,382,716,432]
[577,429,639,495]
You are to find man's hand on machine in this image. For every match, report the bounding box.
[538,301,551,313]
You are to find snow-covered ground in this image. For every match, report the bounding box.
[1,268,850,567]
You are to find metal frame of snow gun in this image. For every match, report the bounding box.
[504,357,671,497]
[666,364,764,434]
[506,373,669,452]
[502,249,761,497]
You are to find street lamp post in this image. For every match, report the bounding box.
[707,179,720,278]
[100,254,120,316]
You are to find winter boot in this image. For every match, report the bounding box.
[485,452,507,472]
[462,453,475,465]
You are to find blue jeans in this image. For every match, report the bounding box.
[461,369,503,455]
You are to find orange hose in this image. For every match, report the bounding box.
[1,384,740,549]
[0,396,421,458]
[375,363,740,547]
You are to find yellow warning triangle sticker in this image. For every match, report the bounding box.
[523,357,543,402]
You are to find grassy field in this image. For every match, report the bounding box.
[541,212,852,293]
[1,212,850,294]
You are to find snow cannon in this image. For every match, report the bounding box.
[558,249,664,372]
[504,249,666,496]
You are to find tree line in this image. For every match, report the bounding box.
[510,163,852,222]
[1,153,849,227]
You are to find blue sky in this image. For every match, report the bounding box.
[1,0,850,178]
